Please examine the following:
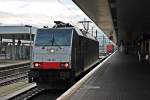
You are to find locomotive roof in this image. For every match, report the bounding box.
[38,27,98,41]
[74,28,98,41]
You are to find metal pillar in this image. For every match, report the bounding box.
[12,35,15,61]
[0,35,2,55]
[0,35,2,47]
[25,25,32,61]
[29,27,32,61]
[0,35,2,43]
[103,34,105,53]
[95,30,97,39]
[149,40,150,54]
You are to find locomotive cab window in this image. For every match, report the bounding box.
[35,29,73,46]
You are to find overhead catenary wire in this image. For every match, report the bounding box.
[57,0,95,32]
[57,0,88,26]
[57,0,83,18]
[57,0,105,37]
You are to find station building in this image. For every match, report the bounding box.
[0,25,37,61]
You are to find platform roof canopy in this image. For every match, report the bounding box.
[73,0,150,42]
[73,0,118,43]
[0,26,37,41]
[73,0,114,35]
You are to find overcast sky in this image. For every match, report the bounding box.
[0,0,90,28]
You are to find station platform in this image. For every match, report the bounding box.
[0,80,36,100]
[69,51,150,100]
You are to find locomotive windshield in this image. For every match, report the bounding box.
[35,29,72,46]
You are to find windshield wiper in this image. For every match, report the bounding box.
[52,35,62,49]
[42,33,62,49]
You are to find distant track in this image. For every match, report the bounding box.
[0,63,30,86]
[9,86,44,100]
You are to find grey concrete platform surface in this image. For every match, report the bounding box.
[0,80,36,100]
[69,51,150,100]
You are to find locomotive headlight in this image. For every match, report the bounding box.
[35,63,39,67]
[34,63,41,67]
[50,49,54,53]
[64,63,69,68]
[60,62,70,69]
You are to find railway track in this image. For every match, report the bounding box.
[7,57,108,100]
[9,86,44,100]
[0,73,28,86]
[0,63,30,86]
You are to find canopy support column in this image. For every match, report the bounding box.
[12,35,15,61]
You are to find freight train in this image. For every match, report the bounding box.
[28,21,99,89]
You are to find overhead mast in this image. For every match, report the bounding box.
[78,19,92,34]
